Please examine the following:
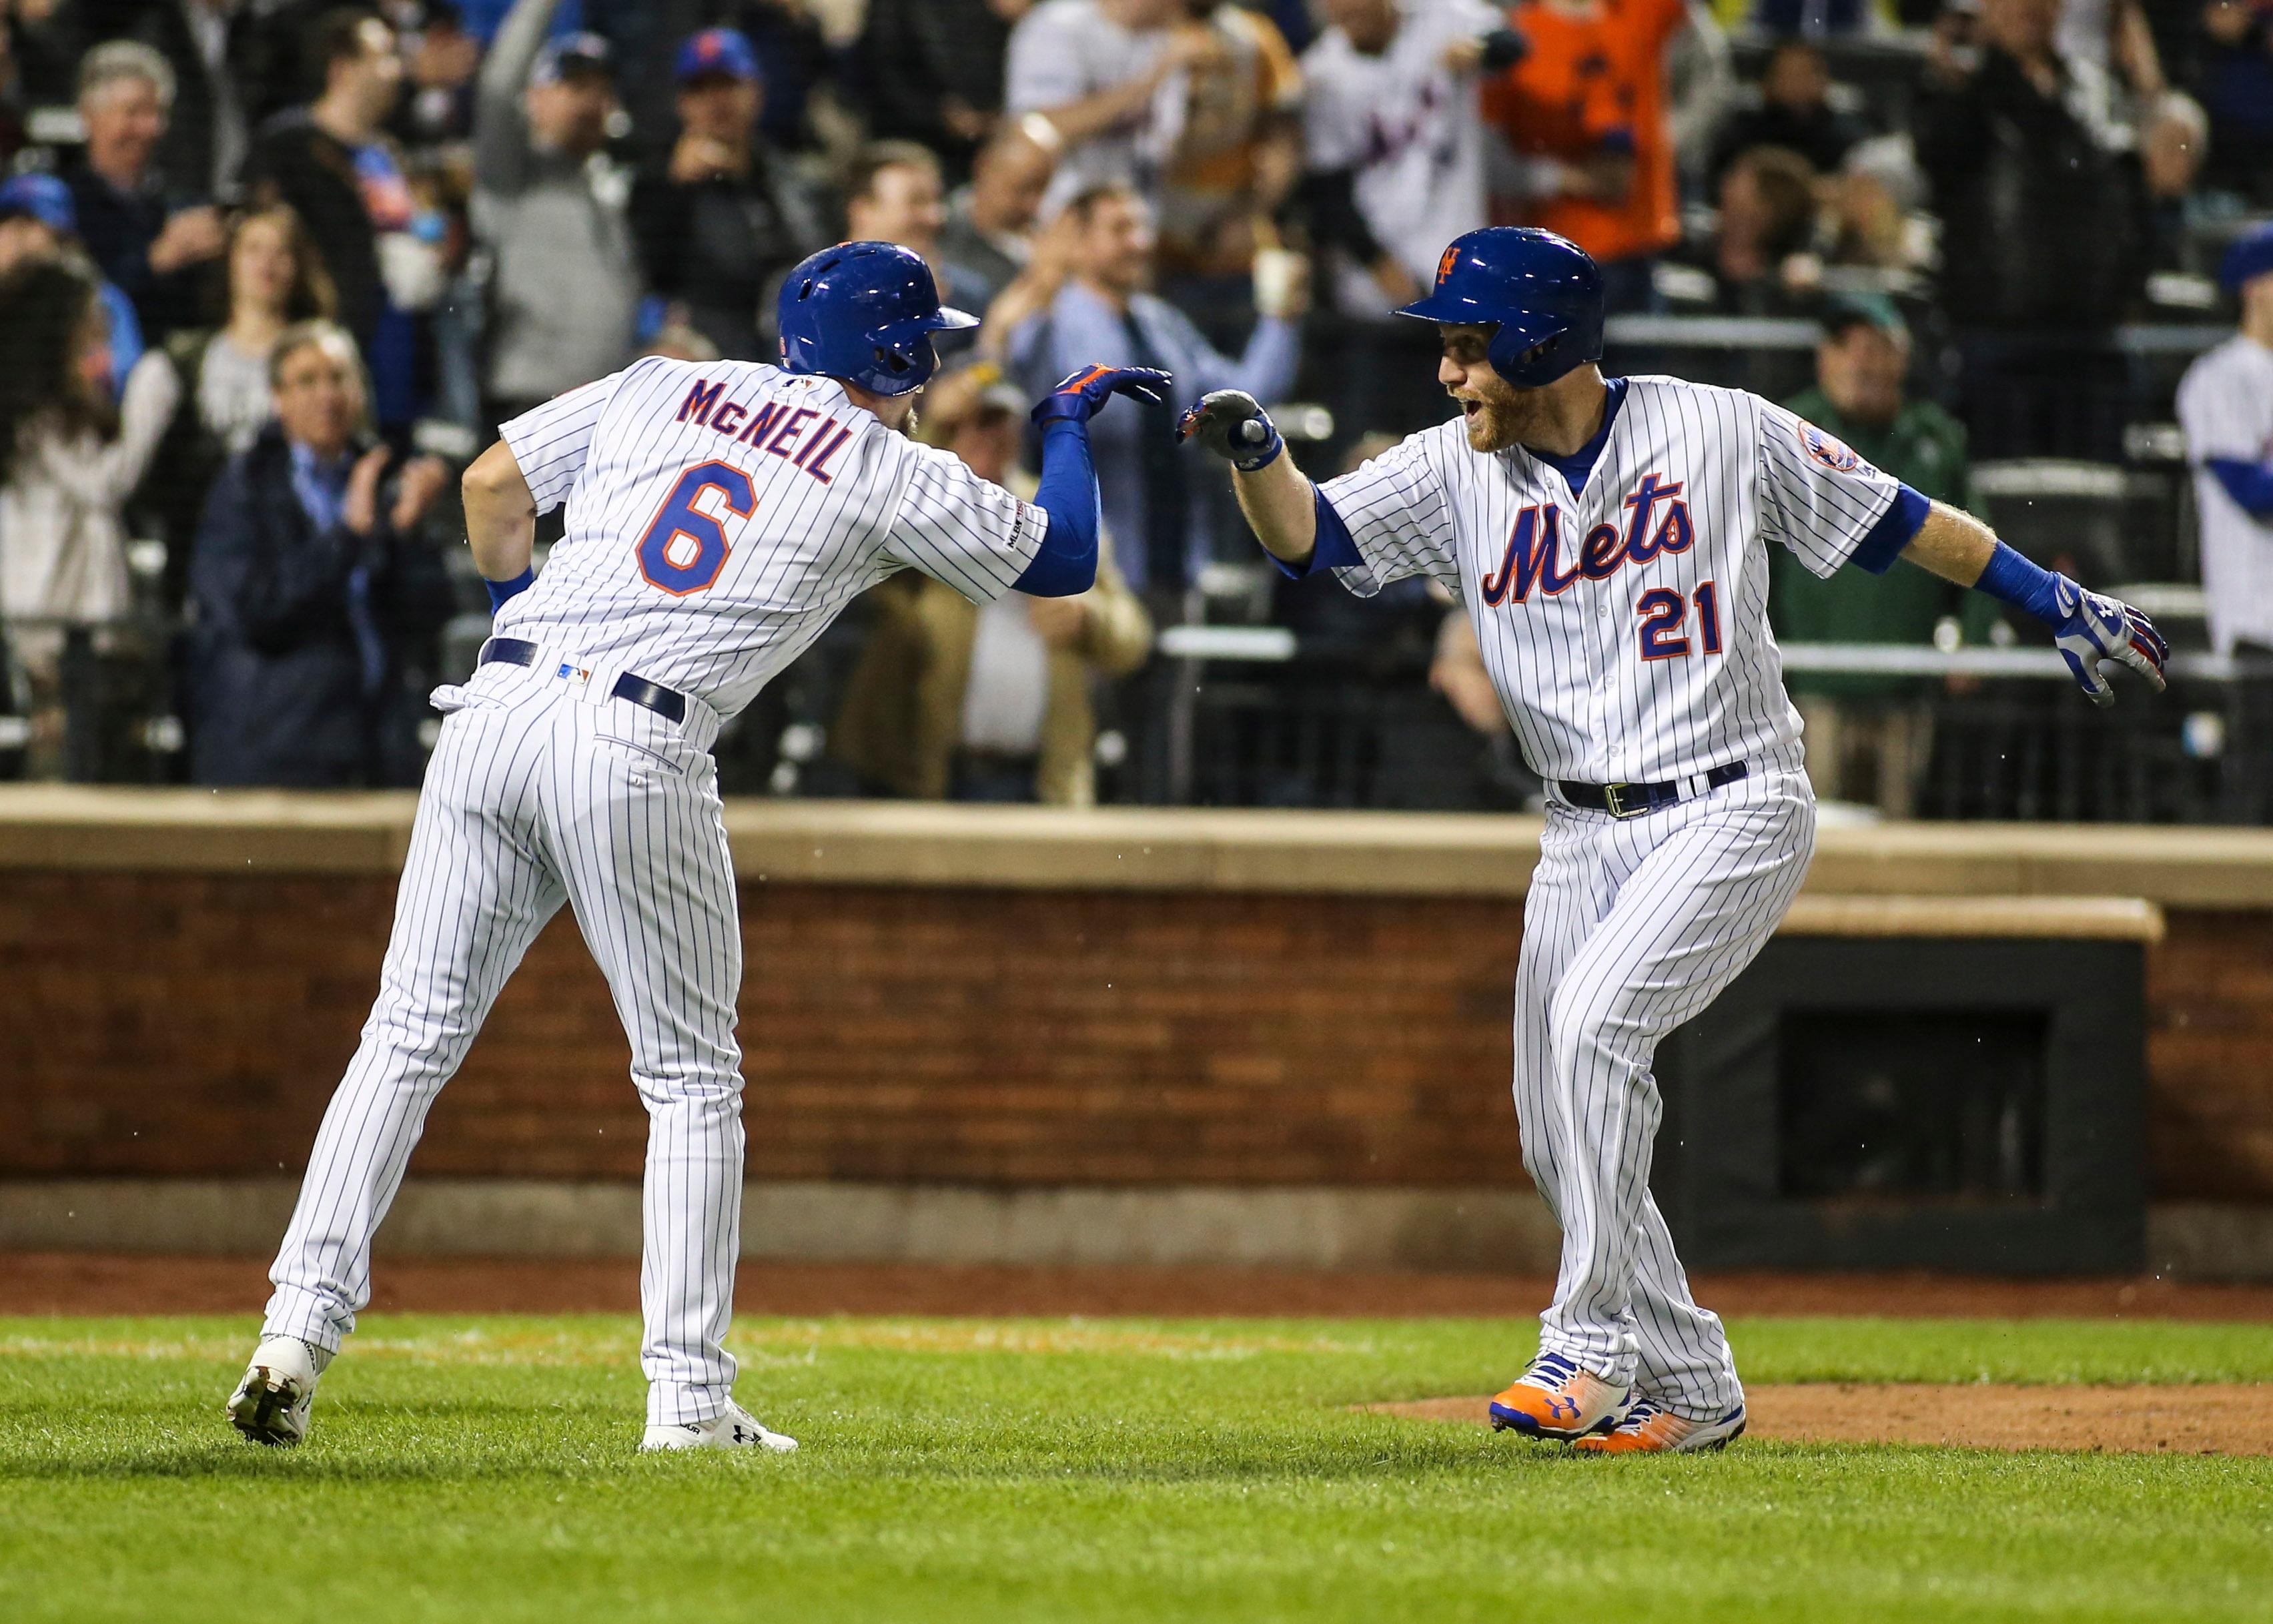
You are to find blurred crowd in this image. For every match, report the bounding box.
[0,0,2265,813]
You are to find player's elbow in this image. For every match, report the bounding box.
[462,440,526,508]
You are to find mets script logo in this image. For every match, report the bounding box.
[1795,420,1868,473]
[1437,244,1460,285]
[1478,474,1694,606]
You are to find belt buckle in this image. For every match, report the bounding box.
[1603,782,1636,819]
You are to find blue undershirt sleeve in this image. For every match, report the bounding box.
[1973,539,2066,625]
[1013,418,1100,597]
[1270,485,1364,580]
[484,566,534,613]
[1848,482,1931,575]
[2208,458,2273,519]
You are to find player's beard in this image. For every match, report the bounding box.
[1454,378,1536,454]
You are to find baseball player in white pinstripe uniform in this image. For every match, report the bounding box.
[1181,227,2168,1453]
[226,242,1168,1452]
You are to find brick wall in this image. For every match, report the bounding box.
[1,871,2266,1200]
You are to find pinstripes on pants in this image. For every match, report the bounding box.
[262,660,746,1427]
[1514,767,1816,1418]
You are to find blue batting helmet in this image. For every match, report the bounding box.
[777,242,977,397]
[1396,227,1604,388]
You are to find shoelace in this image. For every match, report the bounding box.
[1609,1400,1661,1433]
[1520,1352,1581,1390]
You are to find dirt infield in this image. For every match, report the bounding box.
[5,1251,2273,1320]
[1369,1386,2273,1456]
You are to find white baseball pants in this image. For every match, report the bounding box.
[1514,765,1815,1420]
[261,657,745,1427]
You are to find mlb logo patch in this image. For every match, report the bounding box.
[1795,420,1871,474]
[556,663,592,687]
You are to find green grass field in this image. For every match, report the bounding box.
[4,1312,2271,1623]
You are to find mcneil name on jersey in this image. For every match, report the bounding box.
[673,378,857,486]
[1479,474,1695,607]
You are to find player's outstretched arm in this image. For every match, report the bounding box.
[1176,390,1319,568]
[463,438,540,610]
[1896,498,2169,707]
[1015,364,1174,597]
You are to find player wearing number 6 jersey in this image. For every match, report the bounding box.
[226,241,1170,1453]
[1180,226,2167,1455]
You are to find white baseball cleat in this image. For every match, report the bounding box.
[225,1335,330,1447]
[640,1402,799,1454]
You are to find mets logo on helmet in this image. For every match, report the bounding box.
[1796,420,1874,474]
[1438,244,1460,285]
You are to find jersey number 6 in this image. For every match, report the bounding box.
[636,460,756,596]
[1637,582,1721,660]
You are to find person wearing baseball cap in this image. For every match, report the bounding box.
[627,26,822,362]
[2176,221,2273,816]
[0,172,147,392]
[1767,291,1996,815]
[472,0,638,425]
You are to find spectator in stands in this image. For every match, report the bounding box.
[1688,144,1823,315]
[73,0,276,201]
[1705,39,1869,190]
[844,140,989,314]
[999,181,1302,604]
[186,320,453,787]
[1481,0,1722,314]
[398,3,482,149]
[2176,224,2273,817]
[859,0,1031,179]
[142,204,337,597]
[1004,0,1238,218]
[2058,0,2167,97]
[1771,295,1993,817]
[940,125,1058,309]
[1917,0,2146,456]
[1298,0,1510,312]
[64,41,228,344]
[833,363,1152,805]
[0,256,179,777]
[628,27,823,363]
[472,2,636,427]
[2142,91,2212,273]
[2198,0,2273,204]
[243,8,446,430]
[0,172,146,389]
[724,0,835,153]
[1148,0,1305,281]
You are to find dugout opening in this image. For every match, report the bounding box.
[1653,923,2148,1274]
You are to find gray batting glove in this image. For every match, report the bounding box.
[1176,390,1284,471]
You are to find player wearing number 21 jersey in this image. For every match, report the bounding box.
[1181,227,2166,1455]
[226,243,1172,1454]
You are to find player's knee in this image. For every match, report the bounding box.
[1545,980,1648,1085]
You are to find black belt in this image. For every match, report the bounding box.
[478,637,689,725]
[1556,761,1748,819]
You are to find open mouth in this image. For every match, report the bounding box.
[1459,398,1483,421]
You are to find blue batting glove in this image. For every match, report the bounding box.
[1031,364,1175,427]
[2050,576,2170,707]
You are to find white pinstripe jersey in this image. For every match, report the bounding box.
[2175,336,2273,656]
[1318,375,1905,784]
[496,357,1047,719]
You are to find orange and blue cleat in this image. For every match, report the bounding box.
[1487,1352,1633,1441]
[1570,1398,1746,1455]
